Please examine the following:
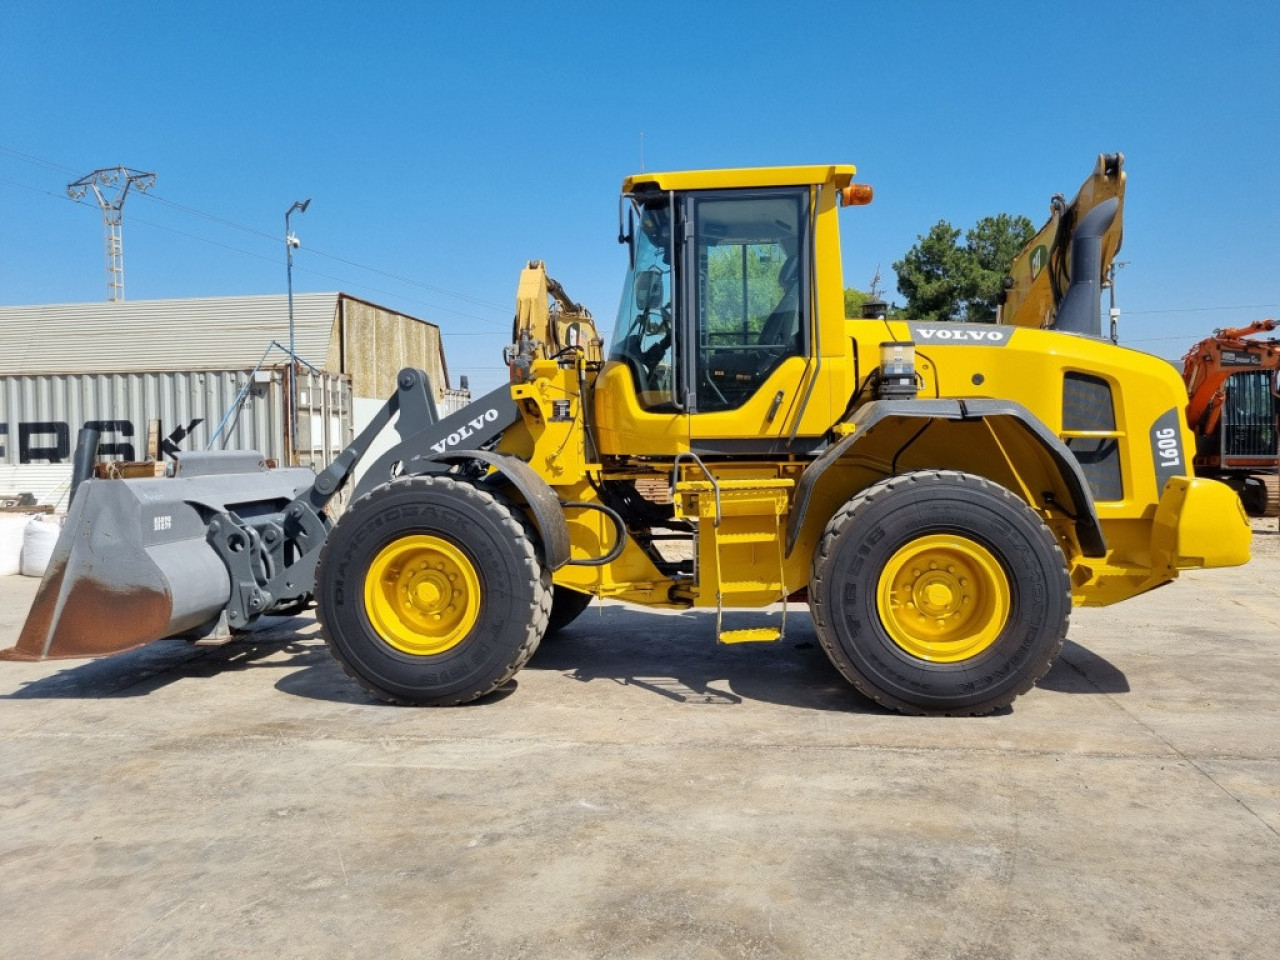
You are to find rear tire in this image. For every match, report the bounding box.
[1239,478,1267,517]
[544,586,592,638]
[809,470,1071,716]
[1240,475,1280,518]
[315,475,551,705]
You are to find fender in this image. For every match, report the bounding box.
[785,398,1107,558]
[421,449,571,572]
[342,372,568,570]
[351,379,522,502]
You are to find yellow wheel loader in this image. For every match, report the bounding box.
[3,157,1252,716]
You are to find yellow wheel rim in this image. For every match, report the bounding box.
[363,535,481,656]
[876,534,1010,663]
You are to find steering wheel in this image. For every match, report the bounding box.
[639,304,670,337]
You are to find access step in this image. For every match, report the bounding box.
[718,626,782,645]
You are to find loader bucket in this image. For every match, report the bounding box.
[1,458,314,662]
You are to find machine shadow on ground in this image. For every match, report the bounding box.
[1038,639,1131,695]
[1,604,1129,712]
[526,606,874,713]
[0,616,327,702]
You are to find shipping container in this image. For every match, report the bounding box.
[0,366,353,510]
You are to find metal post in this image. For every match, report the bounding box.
[285,198,311,461]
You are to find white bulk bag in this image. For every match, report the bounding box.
[0,514,27,576]
[21,514,62,578]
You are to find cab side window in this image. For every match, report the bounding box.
[693,191,807,412]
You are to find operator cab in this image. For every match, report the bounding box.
[610,185,809,413]
[594,165,860,456]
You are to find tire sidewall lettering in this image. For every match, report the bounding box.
[315,477,546,704]
[815,475,1068,712]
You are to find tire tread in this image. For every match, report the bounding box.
[809,469,1071,717]
[315,475,552,706]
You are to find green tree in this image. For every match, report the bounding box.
[964,213,1036,322]
[705,243,784,343]
[844,286,869,318]
[894,214,1034,323]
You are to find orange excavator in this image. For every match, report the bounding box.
[1182,318,1280,516]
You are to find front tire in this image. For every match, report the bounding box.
[809,470,1071,716]
[315,475,551,705]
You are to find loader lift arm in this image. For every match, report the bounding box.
[1,368,542,661]
[213,367,574,633]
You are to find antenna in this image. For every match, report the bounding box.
[67,166,156,302]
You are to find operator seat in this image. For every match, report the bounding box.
[757,255,800,346]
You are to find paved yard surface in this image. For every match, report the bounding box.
[1,522,1278,959]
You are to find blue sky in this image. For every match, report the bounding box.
[2,0,1277,394]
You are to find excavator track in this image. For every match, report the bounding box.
[1263,473,1280,518]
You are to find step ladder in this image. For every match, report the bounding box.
[671,453,793,645]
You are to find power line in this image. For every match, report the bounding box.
[0,144,80,175]
[0,174,509,327]
[1124,304,1279,316]
[136,191,509,314]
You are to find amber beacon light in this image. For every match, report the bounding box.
[839,183,874,206]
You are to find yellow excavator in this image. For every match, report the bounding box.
[3,158,1251,716]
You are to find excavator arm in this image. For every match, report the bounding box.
[999,153,1126,330]
[505,260,603,381]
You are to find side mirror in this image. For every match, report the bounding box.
[635,267,663,311]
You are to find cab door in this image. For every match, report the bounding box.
[678,187,813,449]
[595,185,816,457]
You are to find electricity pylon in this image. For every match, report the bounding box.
[67,166,156,302]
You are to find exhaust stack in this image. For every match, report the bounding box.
[1052,197,1120,337]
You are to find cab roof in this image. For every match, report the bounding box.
[622,164,857,194]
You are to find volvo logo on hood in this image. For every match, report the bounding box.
[908,323,1013,345]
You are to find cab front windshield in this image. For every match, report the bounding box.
[610,197,677,410]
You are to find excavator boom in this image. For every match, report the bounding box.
[1000,153,1126,330]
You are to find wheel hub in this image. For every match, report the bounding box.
[876,534,1010,662]
[364,535,481,656]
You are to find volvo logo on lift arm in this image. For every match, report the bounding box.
[429,408,503,454]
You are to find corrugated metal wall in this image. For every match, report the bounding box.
[337,298,451,401]
[0,367,353,508]
[0,294,340,375]
[439,389,472,416]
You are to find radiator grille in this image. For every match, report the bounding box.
[1062,373,1123,501]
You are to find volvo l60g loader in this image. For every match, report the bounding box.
[3,157,1252,716]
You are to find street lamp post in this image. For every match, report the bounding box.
[285,198,310,458]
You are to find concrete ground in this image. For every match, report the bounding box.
[1,522,1278,960]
